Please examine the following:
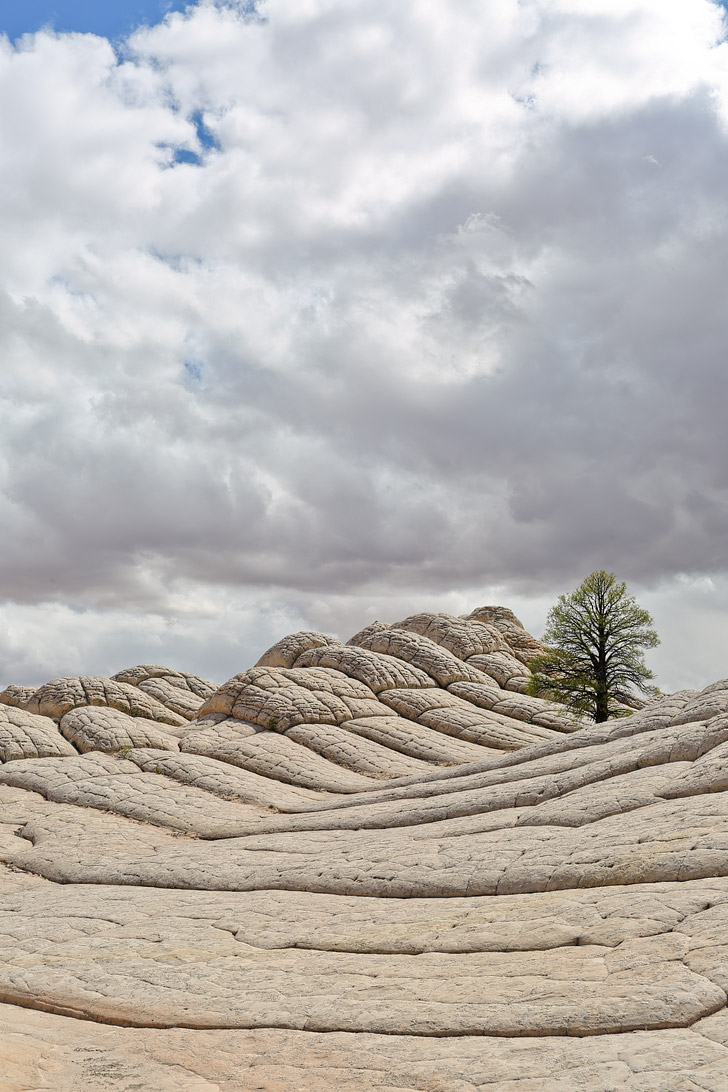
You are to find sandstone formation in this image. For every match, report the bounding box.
[0,608,727,1090]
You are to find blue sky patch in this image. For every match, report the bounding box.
[190,110,220,153]
[172,147,203,166]
[183,359,204,383]
[161,111,219,167]
[0,0,191,43]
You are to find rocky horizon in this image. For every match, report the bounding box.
[1,606,728,1090]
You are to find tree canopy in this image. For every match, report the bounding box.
[527,570,659,722]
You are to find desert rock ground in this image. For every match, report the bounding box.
[1,608,728,1090]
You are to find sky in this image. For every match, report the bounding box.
[0,1,189,43]
[1,0,728,690]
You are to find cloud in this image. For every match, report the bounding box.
[1,0,728,687]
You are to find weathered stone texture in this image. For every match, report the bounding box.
[1,607,728,1091]
[0,705,77,762]
[24,675,186,726]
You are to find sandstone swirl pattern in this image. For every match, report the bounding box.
[0,609,728,1090]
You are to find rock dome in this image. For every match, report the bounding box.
[1,608,728,1090]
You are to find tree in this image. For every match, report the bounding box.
[527,570,659,722]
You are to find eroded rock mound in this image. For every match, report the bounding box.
[60,707,182,754]
[0,705,76,762]
[1,607,728,1091]
[24,676,187,726]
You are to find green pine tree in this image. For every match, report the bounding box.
[527,570,659,722]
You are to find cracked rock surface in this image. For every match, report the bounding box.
[1,608,728,1090]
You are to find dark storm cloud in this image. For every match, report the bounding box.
[1,0,728,686]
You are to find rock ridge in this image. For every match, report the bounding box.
[0,607,727,1089]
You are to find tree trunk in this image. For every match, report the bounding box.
[595,683,609,722]
[595,626,609,722]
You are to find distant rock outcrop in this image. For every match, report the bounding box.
[1,608,727,1090]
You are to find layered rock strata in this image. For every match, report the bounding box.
[0,609,727,1090]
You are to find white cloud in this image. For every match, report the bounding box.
[1,0,728,688]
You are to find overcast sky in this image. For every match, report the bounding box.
[1,0,728,690]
